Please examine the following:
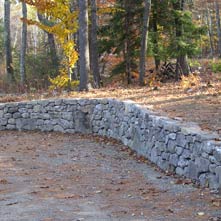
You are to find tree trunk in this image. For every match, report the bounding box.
[4,0,14,83]
[89,0,101,88]
[206,6,214,57]
[37,13,59,75]
[215,1,221,57]
[20,2,27,86]
[173,0,189,78]
[124,0,132,84]
[152,0,160,71]
[139,0,151,86]
[79,0,90,91]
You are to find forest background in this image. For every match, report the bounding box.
[1,0,221,90]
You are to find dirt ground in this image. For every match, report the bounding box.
[0,131,221,221]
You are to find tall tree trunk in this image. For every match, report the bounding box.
[139,0,151,86]
[152,0,160,71]
[4,0,14,83]
[215,1,221,57]
[124,0,132,84]
[89,0,101,88]
[70,0,79,80]
[173,0,189,78]
[37,13,59,75]
[20,2,27,86]
[206,6,214,57]
[79,0,90,91]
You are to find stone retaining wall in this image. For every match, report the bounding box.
[0,98,221,190]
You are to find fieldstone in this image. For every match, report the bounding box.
[167,140,176,153]
[13,112,21,118]
[0,119,7,126]
[150,147,159,164]
[208,174,219,190]
[209,164,217,173]
[0,110,3,117]
[214,148,221,163]
[22,113,29,118]
[199,173,209,187]
[178,157,189,168]
[54,125,65,132]
[16,119,36,131]
[176,167,185,176]
[6,124,16,130]
[182,149,191,159]
[175,146,183,156]
[169,154,179,166]
[62,112,73,121]
[215,166,221,185]
[176,133,187,148]
[4,113,12,119]
[33,105,42,113]
[195,157,210,173]
[8,118,15,125]
[209,156,218,164]
[162,152,170,160]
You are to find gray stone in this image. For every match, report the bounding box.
[209,164,217,173]
[16,119,36,131]
[187,161,199,180]
[62,112,73,121]
[214,148,221,162]
[0,119,7,126]
[54,125,65,132]
[199,173,209,187]
[182,149,191,159]
[8,106,18,113]
[178,157,189,168]
[13,112,21,118]
[215,166,221,185]
[4,113,12,119]
[0,110,3,117]
[176,133,187,148]
[175,146,183,156]
[208,174,219,190]
[8,118,15,125]
[22,113,29,118]
[195,157,210,173]
[169,154,179,167]
[176,167,185,176]
[167,140,176,153]
[33,105,42,112]
[6,124,16,130]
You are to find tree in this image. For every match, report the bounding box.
[79,0,90,91]
[215,0,221,57]
[20,2,27,86]
[139,0,151,85]
[4,0,14,83]
[89,0,101,88]
[99,0,143,83]
[37,13,59,76]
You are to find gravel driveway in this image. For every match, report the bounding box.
[0,131,220,221]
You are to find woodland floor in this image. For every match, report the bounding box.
[0,131,221,221]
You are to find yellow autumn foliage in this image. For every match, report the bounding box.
[22,0,79,90]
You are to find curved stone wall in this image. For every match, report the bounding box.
[0,98,221,190]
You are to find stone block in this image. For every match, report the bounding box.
[195,157,210,173]
[169,154,179,166]
[214,148,221,163]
